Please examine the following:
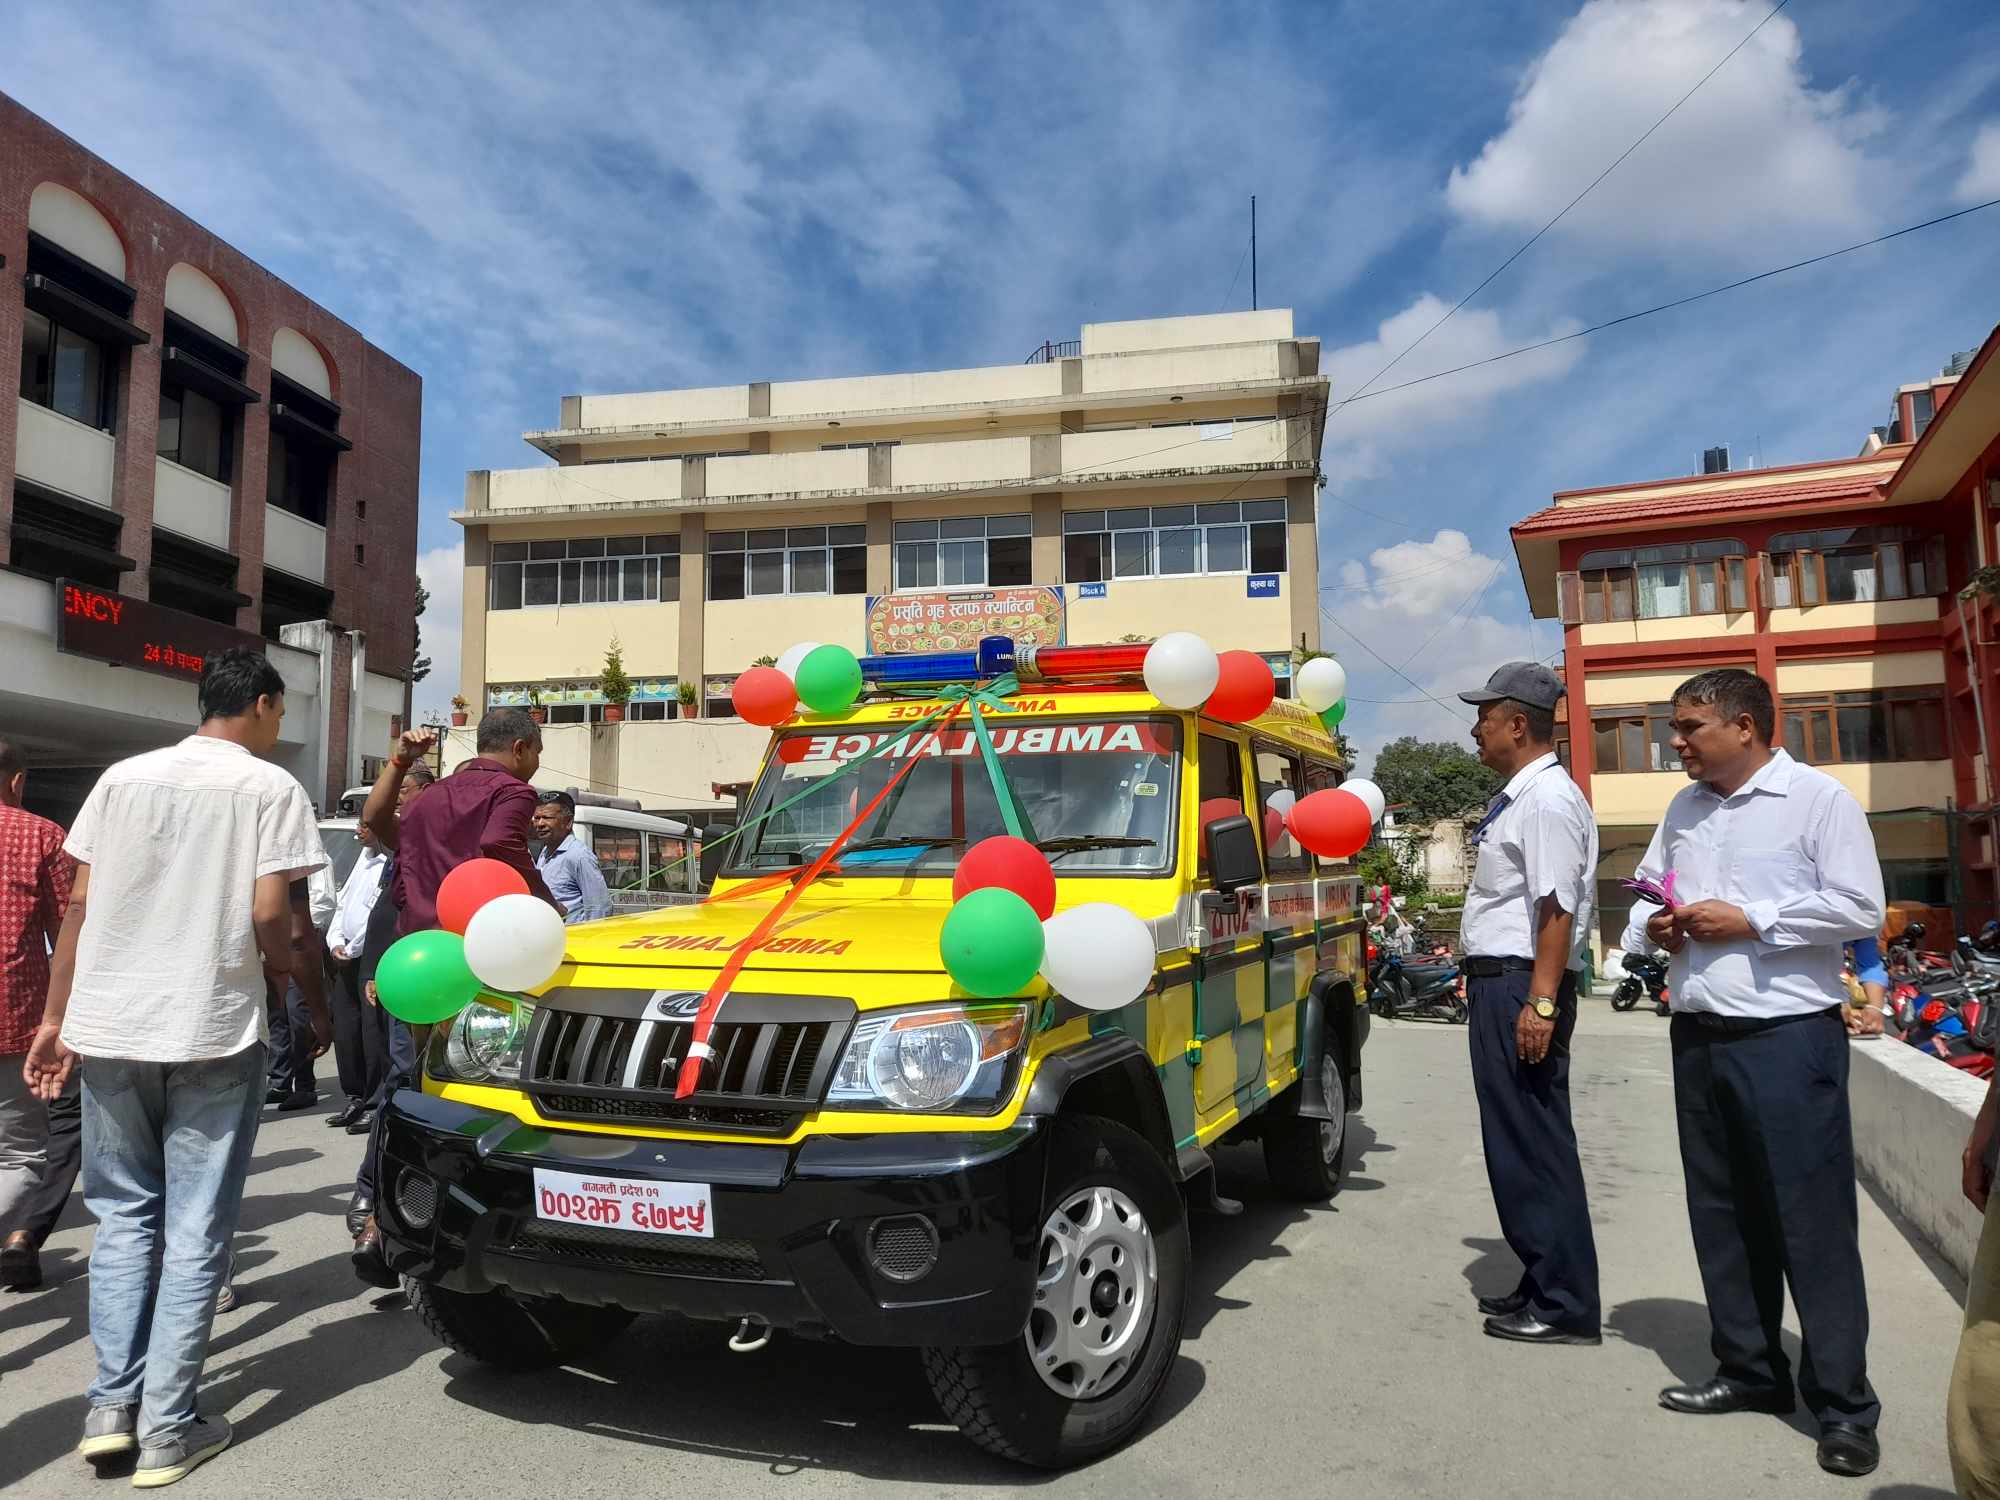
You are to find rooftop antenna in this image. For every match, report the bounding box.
[1250,196,1258,311]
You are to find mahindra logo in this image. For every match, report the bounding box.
[644,991,704,1022]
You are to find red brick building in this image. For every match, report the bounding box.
[0,93,421,816]
[1512,327,1999,951]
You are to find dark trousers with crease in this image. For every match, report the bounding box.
[1469,969,1601,1333]
[1671,1007,1879,1429]
[328,958,376,1104]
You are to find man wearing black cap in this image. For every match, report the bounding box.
[1456,662,1602,1345]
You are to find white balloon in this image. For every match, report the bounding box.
[775,642,823,681]
[1039,903,1157,1012]
[1265,788,1297,819]
[1143,632,1220,710]
[1295,656,1347,713]
[1342,777,1387,824]
[464,893,569,993]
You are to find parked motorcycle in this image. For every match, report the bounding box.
[1612,951,1670,1016]
[1367,946,1467,1024]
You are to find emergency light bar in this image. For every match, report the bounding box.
[853,637,1151,689]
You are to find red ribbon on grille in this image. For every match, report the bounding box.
[672,698,970,1099]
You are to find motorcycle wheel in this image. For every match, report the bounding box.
[1611,980,1640,1012]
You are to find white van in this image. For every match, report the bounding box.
[567,804,703,912]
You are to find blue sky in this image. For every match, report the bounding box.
[7,0,1999,757]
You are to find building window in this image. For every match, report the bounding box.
[711,525,866,600]
[18,304,113,430]
[267,431,332,524]
[488,534,681,610]
[893,515,1029,590]
[157,382,233,482]
[705,676,739,718]
[1763,528,1949,607]
[1911,389,1936,442]
[1571,540,1747,624]
[1063,500,1286,584]
[1590,704,1684,773]
[820,439,900,451]
[546,699,677,724]
[1779,689,1948,765]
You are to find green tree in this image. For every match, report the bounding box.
[599,636,633,706]
[1370,736,1501,824]
[411,580,432,683]
[1357,839,1427,906]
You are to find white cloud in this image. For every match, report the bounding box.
[412,541,463,724]
[1959,122,2000,204]
[1447,0,1887,259]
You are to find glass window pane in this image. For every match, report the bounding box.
[939,539,984,586]
[1593,720,1619,770]
[577,558,602,603]
[1877,542,1907,599]
[1781,715,1805,761]
[1157,528,1201,575]
[1725,557,1748,612]
[1197,502,1240,523]
[1241,499,1285,522]
[1062,510,1105,534]
[896,542,936,589]
[939,517,984,540]
[1834,704,1875,762]
[988,535,1032,586]
[985,513,1031,537]
[490,563,523,610]
[1823,548,1874,602]
[1768,555,1795,607]
[1112,530,1154,578]
[787,526,827,547]
[1204,524,1247,572]
[567,537,606,557]
[1608,572,1634,621]
[529,541,566,560]
[1809,712,1833,762]
[606,535,644,556]
[157,387,182,460]
[523,562,559,607]
[709,530,746,552]
[1064,533,1106,583]
[1108,507,1151,530]
[1583,573,1607,625]
[1635,563,1688,618]
[832,545,868,595]
[747,528,785,549]
[1648,712,1683,771]
[790,548,829,593]
[1799,553,1823,606]
[710,551,746,601]
[828,524,866,545]
[1249,521,1287,573]
[622,557,651,599]
[1150,505,1197,527]
[1619,719,1645,772]
[491,542,530,562]
[51,323,105,426]
[749,550,785,596]
[18,307,53,406]
[894,520,939,541]
[643,534,677,554]
[559,560,581,605]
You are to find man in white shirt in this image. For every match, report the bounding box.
[323,824,389,1128]
[1620,668,1882,1480]
[22,649,328,1487]
[1456,663,1602,1346]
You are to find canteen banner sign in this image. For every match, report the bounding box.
[865,585,1065,654]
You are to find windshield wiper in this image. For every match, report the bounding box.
[835,836,966,854]
[1036,835,1156,857]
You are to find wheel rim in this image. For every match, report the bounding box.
[1317,1052,1346,1166]
[1024,1186,1157,1400]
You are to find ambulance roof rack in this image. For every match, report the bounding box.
[856,637,1151,692]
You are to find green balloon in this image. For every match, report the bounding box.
[939,888,1046,998]
[1320,699,1347,728]
[794,644,863,714]
[375,929,482,1025]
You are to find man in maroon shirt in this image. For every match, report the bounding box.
[1,737,78,1290]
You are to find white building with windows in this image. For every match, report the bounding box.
[454,310,1329,815]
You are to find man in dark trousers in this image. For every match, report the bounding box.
[1623,668,1883,1479]
[348,712,554,1285]
[1456,663,1601,1346]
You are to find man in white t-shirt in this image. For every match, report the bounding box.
[23,649,327,1488]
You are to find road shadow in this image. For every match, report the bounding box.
[1605,1296,1815,1438]
[1460,1235,1518,1304]
[1858,1179,1967,1306]
[1866,1488,1956,1499]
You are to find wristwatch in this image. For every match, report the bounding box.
[1528,996,1558,1020]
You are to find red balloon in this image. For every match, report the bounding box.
[732,666,798,727]
[953,835,1056,920]
[1197,797,1243,857]
[1263,806,1286,851]
[436,858,530,936]
[1205,651,1275,723]
[1288,788,1373,859]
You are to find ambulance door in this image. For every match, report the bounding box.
[1254,744,1315,1096]
[1193,730,1266,1122]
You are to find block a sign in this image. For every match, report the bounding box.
[1077,582,1107,600]
[865,585,1065,654]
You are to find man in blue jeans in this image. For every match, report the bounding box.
[23,649,327,1488]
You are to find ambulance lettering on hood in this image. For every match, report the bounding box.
[780,720,1169,766]
[620,933,854,955]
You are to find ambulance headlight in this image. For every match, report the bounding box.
[433,996,534,1083]
[827,1005,1030,1113]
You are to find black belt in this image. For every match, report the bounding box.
[1462,956,1534,977]
[1676,1005,1842,1034]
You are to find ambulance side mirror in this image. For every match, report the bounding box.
[1206,815,1262,895]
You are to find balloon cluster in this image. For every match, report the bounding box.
[374,859,569,1024]
[732,641,866,725]
[939,836,1155,1011]
[1143,633,1350,731]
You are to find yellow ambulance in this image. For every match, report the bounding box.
[379,641,1367,1468]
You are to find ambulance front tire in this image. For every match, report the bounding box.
[922,1115,1189,1469]
[406,1278,635,1371]
[1262,1040,1347,1201]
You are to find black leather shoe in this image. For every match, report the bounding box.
[1476,1290,1528,1317]
[1658,1377,1796,1415]
[1816,1423,1879,1477]
[345,1111,376,1136]
[264,1088,288,1105]
[1482,1309,1600,1345]
[345,1192,374,1240]
[0,1234,41,1291]
[351,1222,399,1290]
[327,1100,364,1128]
[276,1091,319,1113]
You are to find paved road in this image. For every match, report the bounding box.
[0,1002,1969,1498]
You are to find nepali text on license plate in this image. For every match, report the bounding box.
[531,1167,713,1238]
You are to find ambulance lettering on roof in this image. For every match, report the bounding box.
[779,721,1170,765]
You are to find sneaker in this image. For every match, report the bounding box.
[77,1404,137,1462]
[132,1416,232,1488]
[215,1250,238,1314]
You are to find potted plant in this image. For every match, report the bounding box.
[449,694,469,728]
[751,654,777,669]
[526,685,547,725]
[678,681,698,719]
[600,637,633,724]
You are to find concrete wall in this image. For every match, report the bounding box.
[1768,598,1940,633]
[486,601,679,683]
[15,398,115,507]
[705,594,864,673]
[1848,1040,1989,1282]
[1774,652,1948,691]
[263,504,327,583]
[1066,573,1289,653]
[1579,612,1756,647]
[1081,310,1292,356]
[152,457,232,548]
